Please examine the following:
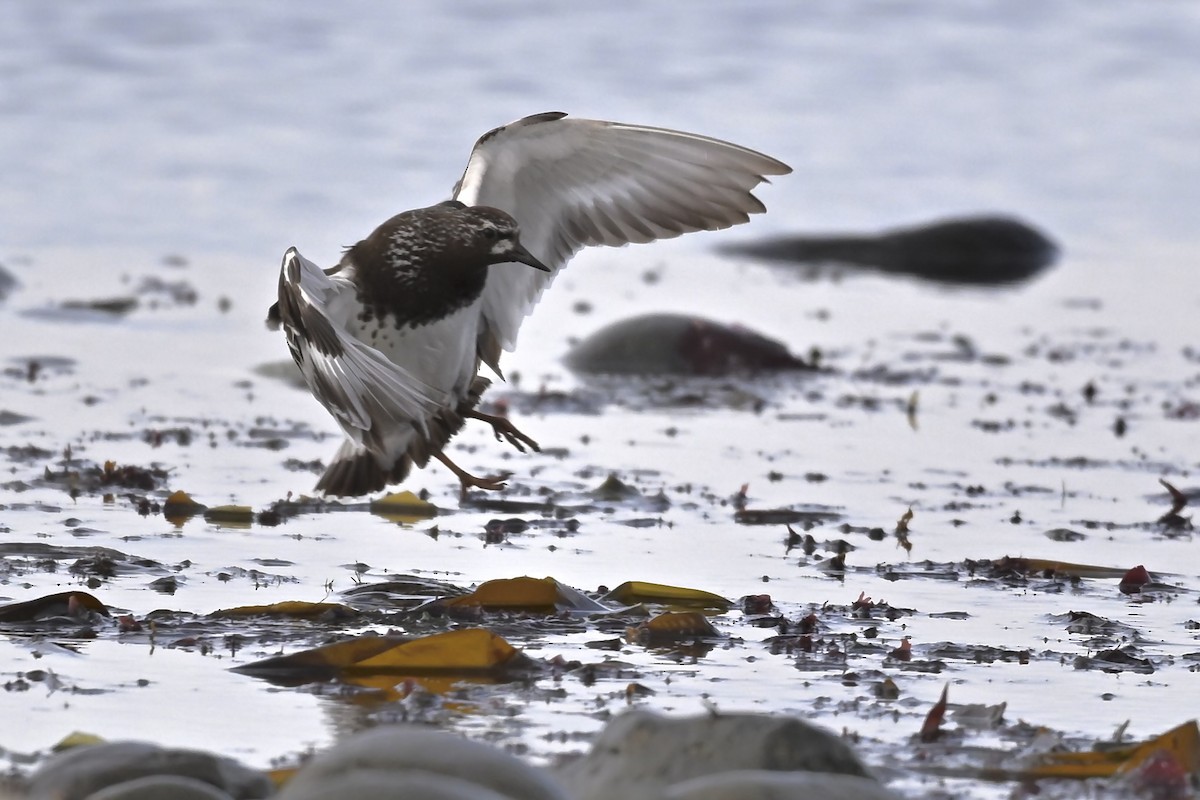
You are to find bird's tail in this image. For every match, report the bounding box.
[315,439,413,498]
[315,375,494,497]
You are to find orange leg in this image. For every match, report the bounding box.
[434,451,510,492]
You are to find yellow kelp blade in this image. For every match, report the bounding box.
[51,732,106,751]
[163,489,206,524]
[994,557,1141,580]
[1027,720,1199,780]
[627,611,719,646]
[232,628,521,683]
[210,601,358,620]
[441,576,610,614]
[355,628,518,673]
[604,581,732,610]
[203,505,256,527]
[266,767,296,790]
[232,635,402,682]
[443,576,561,611]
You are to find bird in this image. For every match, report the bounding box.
[269,112,791,498]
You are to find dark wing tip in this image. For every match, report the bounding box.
[523,111,569,123]
[477,111,569,146]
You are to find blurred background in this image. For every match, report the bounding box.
[2,1,1197,268]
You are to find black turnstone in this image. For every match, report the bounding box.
[269,112,790,497]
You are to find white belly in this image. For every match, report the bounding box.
[347,302,481,404]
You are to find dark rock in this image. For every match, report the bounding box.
[277,725,569,800]
[0,410,34,426]
[554,709,874,800]
[720,215,1057,285]
[60,296,140,315]
[0,263,17,300]
[566,314,809,376]
[25,741,272,800]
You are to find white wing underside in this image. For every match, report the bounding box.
[279,249,451,444]
[451,113,791,355]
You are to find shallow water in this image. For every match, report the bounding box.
[2,3,1199,797]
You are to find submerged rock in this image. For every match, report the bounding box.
[566,314,809,376]
[720,214,1057,285]
[554,709,875,800]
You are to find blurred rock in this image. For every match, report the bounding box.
[22,715,892,800]
[0,263,16,300]
[25,742,271,800]
[86,775,235,800]
[0,410,34,426]
[252,359,308,390]
[719,215,1057,285]
[565,314,809,376]
[277,725,569,800]
[59,297,139,316]
[664,769,902,800]
[553,709,873,800]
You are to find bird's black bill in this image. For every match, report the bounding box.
[511,243,552,272]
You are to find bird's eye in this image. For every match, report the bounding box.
[483,228,498,241]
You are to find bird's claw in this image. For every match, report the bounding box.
[464,471,511,492]
[493,426,539,454]
[436,451,509,495]
[469,410,541,453]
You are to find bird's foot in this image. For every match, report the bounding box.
[467,409,541,453]
[435,451,510,494]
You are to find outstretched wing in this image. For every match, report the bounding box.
[452,112,792,360]
[275,247,451,441]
